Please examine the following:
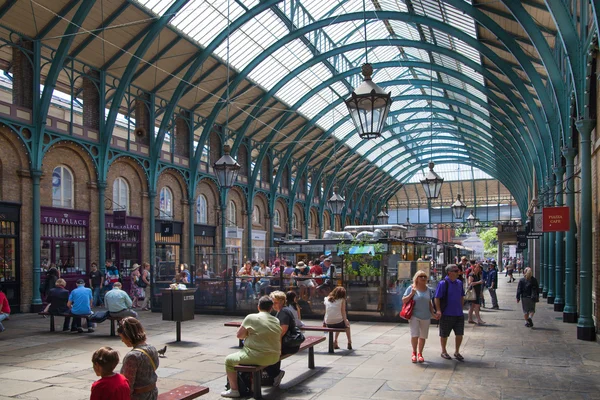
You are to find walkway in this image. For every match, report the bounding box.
[1,277,599,400]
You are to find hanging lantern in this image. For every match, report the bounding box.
[377,210,389,225]
[328,187,346,215]
[213,145,240,189]
[420,161,444,199]
[474,221,482,233]
[451,194,467,220]
[466,210,477,228]
[345,64,393,140]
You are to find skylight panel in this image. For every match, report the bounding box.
[298,93,330,120]
[277,76,311,105]
[386,20,421,40]
[248,39,312,90]
[332,121,355,141]
[403,47,430,63]
[323,21,361,44]
[136,0,176,15]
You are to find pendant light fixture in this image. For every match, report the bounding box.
[451,194,467,220]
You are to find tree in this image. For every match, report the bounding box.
[479,227,498,258]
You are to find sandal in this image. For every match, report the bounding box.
[468,320,476,324]
[411,352,417,363]
[417,353,424,363]
[333,342,340,350]
[454,353,464,361]
[441,352,452,360]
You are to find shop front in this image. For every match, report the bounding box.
[251,230,266,262]
[40,207,89,291]
[105,213,142,292]
[193,223,216,278]
[225,226,243,269]
[0,202,20,311]
[155,220,183,283]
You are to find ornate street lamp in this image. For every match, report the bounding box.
[420,161,444,199]
[213,145,240,189]
[474,221,482,233]
[328,186,345,216]
[466,210,477,229]
[451,194,467,220]
[377,210,389,225]
[345,64,393,140]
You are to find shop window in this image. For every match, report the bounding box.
[292,213,298,230]
[52,166,73,209]
[159,187,173,220]
[274,210,281,227]
[196,194,208,224]
[252,205,260,225]
[227,200,237,226]
[308,212,312,228]
[112,177,129,212]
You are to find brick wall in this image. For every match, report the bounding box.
[82,70,100,130]
[134,94,151,146]
[174,111,190,158]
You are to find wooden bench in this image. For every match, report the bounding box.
[157,385,209,400]
[235,336,325,399]
[38,312,123,336]
[224,321,345,353]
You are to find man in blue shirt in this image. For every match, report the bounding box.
[67,279,93,333]
[434,265,465,361]
[486,261,499,309]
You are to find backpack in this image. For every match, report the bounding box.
[226,371,252,396]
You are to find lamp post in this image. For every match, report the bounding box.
[420,162,444,199]
[451,194,467,220]
[213,144,240,310]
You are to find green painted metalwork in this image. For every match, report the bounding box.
[562,147,577,321]
[34,0,81,40]
[554,165,565,310]
[547,174,556,302]
[574,119,596,340]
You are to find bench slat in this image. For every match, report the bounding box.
[157,385,209,400]
[234,336,325,372]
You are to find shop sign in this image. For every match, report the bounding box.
[301,244,324,252]
[532,212,543,233]
[406,236,439,243]
[542,207,570,232]
[41,208,88,226]
[252,230,266,241]
[279,245,300,252]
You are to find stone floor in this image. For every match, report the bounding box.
[1,276,600,400]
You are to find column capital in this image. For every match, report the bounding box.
[553,165,565,176]
[96,180,107,190]
[561,147,576,161]
[575,119,596,138]
[30,168,43,178]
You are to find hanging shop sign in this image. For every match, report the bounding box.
[517,231,528,251]
[542,207,570,232]
[406,236,439,244]
[531,212,543,233]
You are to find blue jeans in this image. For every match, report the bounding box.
[0,313,7,331]
[92,286,101,307]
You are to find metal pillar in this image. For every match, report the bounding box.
[575,119,596,341]
[547,175,556,304]
[98,182,107,273]
[188,198,195,273]
[30,169,43,311]
[542,218,549,298]
[148,191,156,311]
[553,165,565,311]
[562,147,577,322]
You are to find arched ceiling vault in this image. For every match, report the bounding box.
[1,0,593,216]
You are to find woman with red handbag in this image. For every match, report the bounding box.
[402,270,438,363]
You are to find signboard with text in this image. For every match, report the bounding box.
[542,206,570,232]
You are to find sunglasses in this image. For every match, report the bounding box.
[418,275,427,278]
[450,269,459,273]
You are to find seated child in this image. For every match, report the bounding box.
[91,346,130,400]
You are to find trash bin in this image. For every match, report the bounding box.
[161,288,196,341]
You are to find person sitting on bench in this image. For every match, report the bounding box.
[47,278,71,331]
[67,278,94,333]
[105,282,138,318]
[221,296,281,398]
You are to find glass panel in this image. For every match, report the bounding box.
[0,237,15,282]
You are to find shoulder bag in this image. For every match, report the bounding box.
[464,285,476,301]
[400,299,415,320]
[279,308,305,347]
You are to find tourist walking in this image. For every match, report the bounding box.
[402,270,437,363]
[516,267,539,327]
[434,265,465,361]
[118,317,159,400]
[487,261,499,309]
[139,263,151,311]
[467,263,486,325]
[130,264,142,308]
[88,263,104,307]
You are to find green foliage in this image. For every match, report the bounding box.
[479,227,498,257]
[359,264,381,277]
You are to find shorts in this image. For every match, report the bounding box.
[224,348,279,373]
[439,315,464,337]
[409,317,431,339]
[521,297,536,314]
[326,321,346,329]
[297,279,315,287]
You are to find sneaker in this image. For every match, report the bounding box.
[220,389,240,398]
[0,326,5,333]
[77,328,84,333]
[87,328,95,333]
[525,322,532,327]
[273,370,286,387]
[527,318,533,327]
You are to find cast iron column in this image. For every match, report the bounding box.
[188,197,195,278]
[148,190,156,310]
[575,119,596,341]
[542,189,549,298]
[98,181,107,273]
[562,147,577,322]
[553,165,565,311]
[547,175,556,304]
[31,169,43,311]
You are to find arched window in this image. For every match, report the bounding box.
[292,213,298,231]
[112,177,129,212]
[252,205,260,225]
[274,210,281,227]
[196,194,208,224]
[159,187,173,220]
[52,166,73,208]
[308,212,312,228]
[228,200,237,226]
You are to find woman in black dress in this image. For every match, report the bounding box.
[467,263,486,325]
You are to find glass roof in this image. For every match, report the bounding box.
[134,0,491,184]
